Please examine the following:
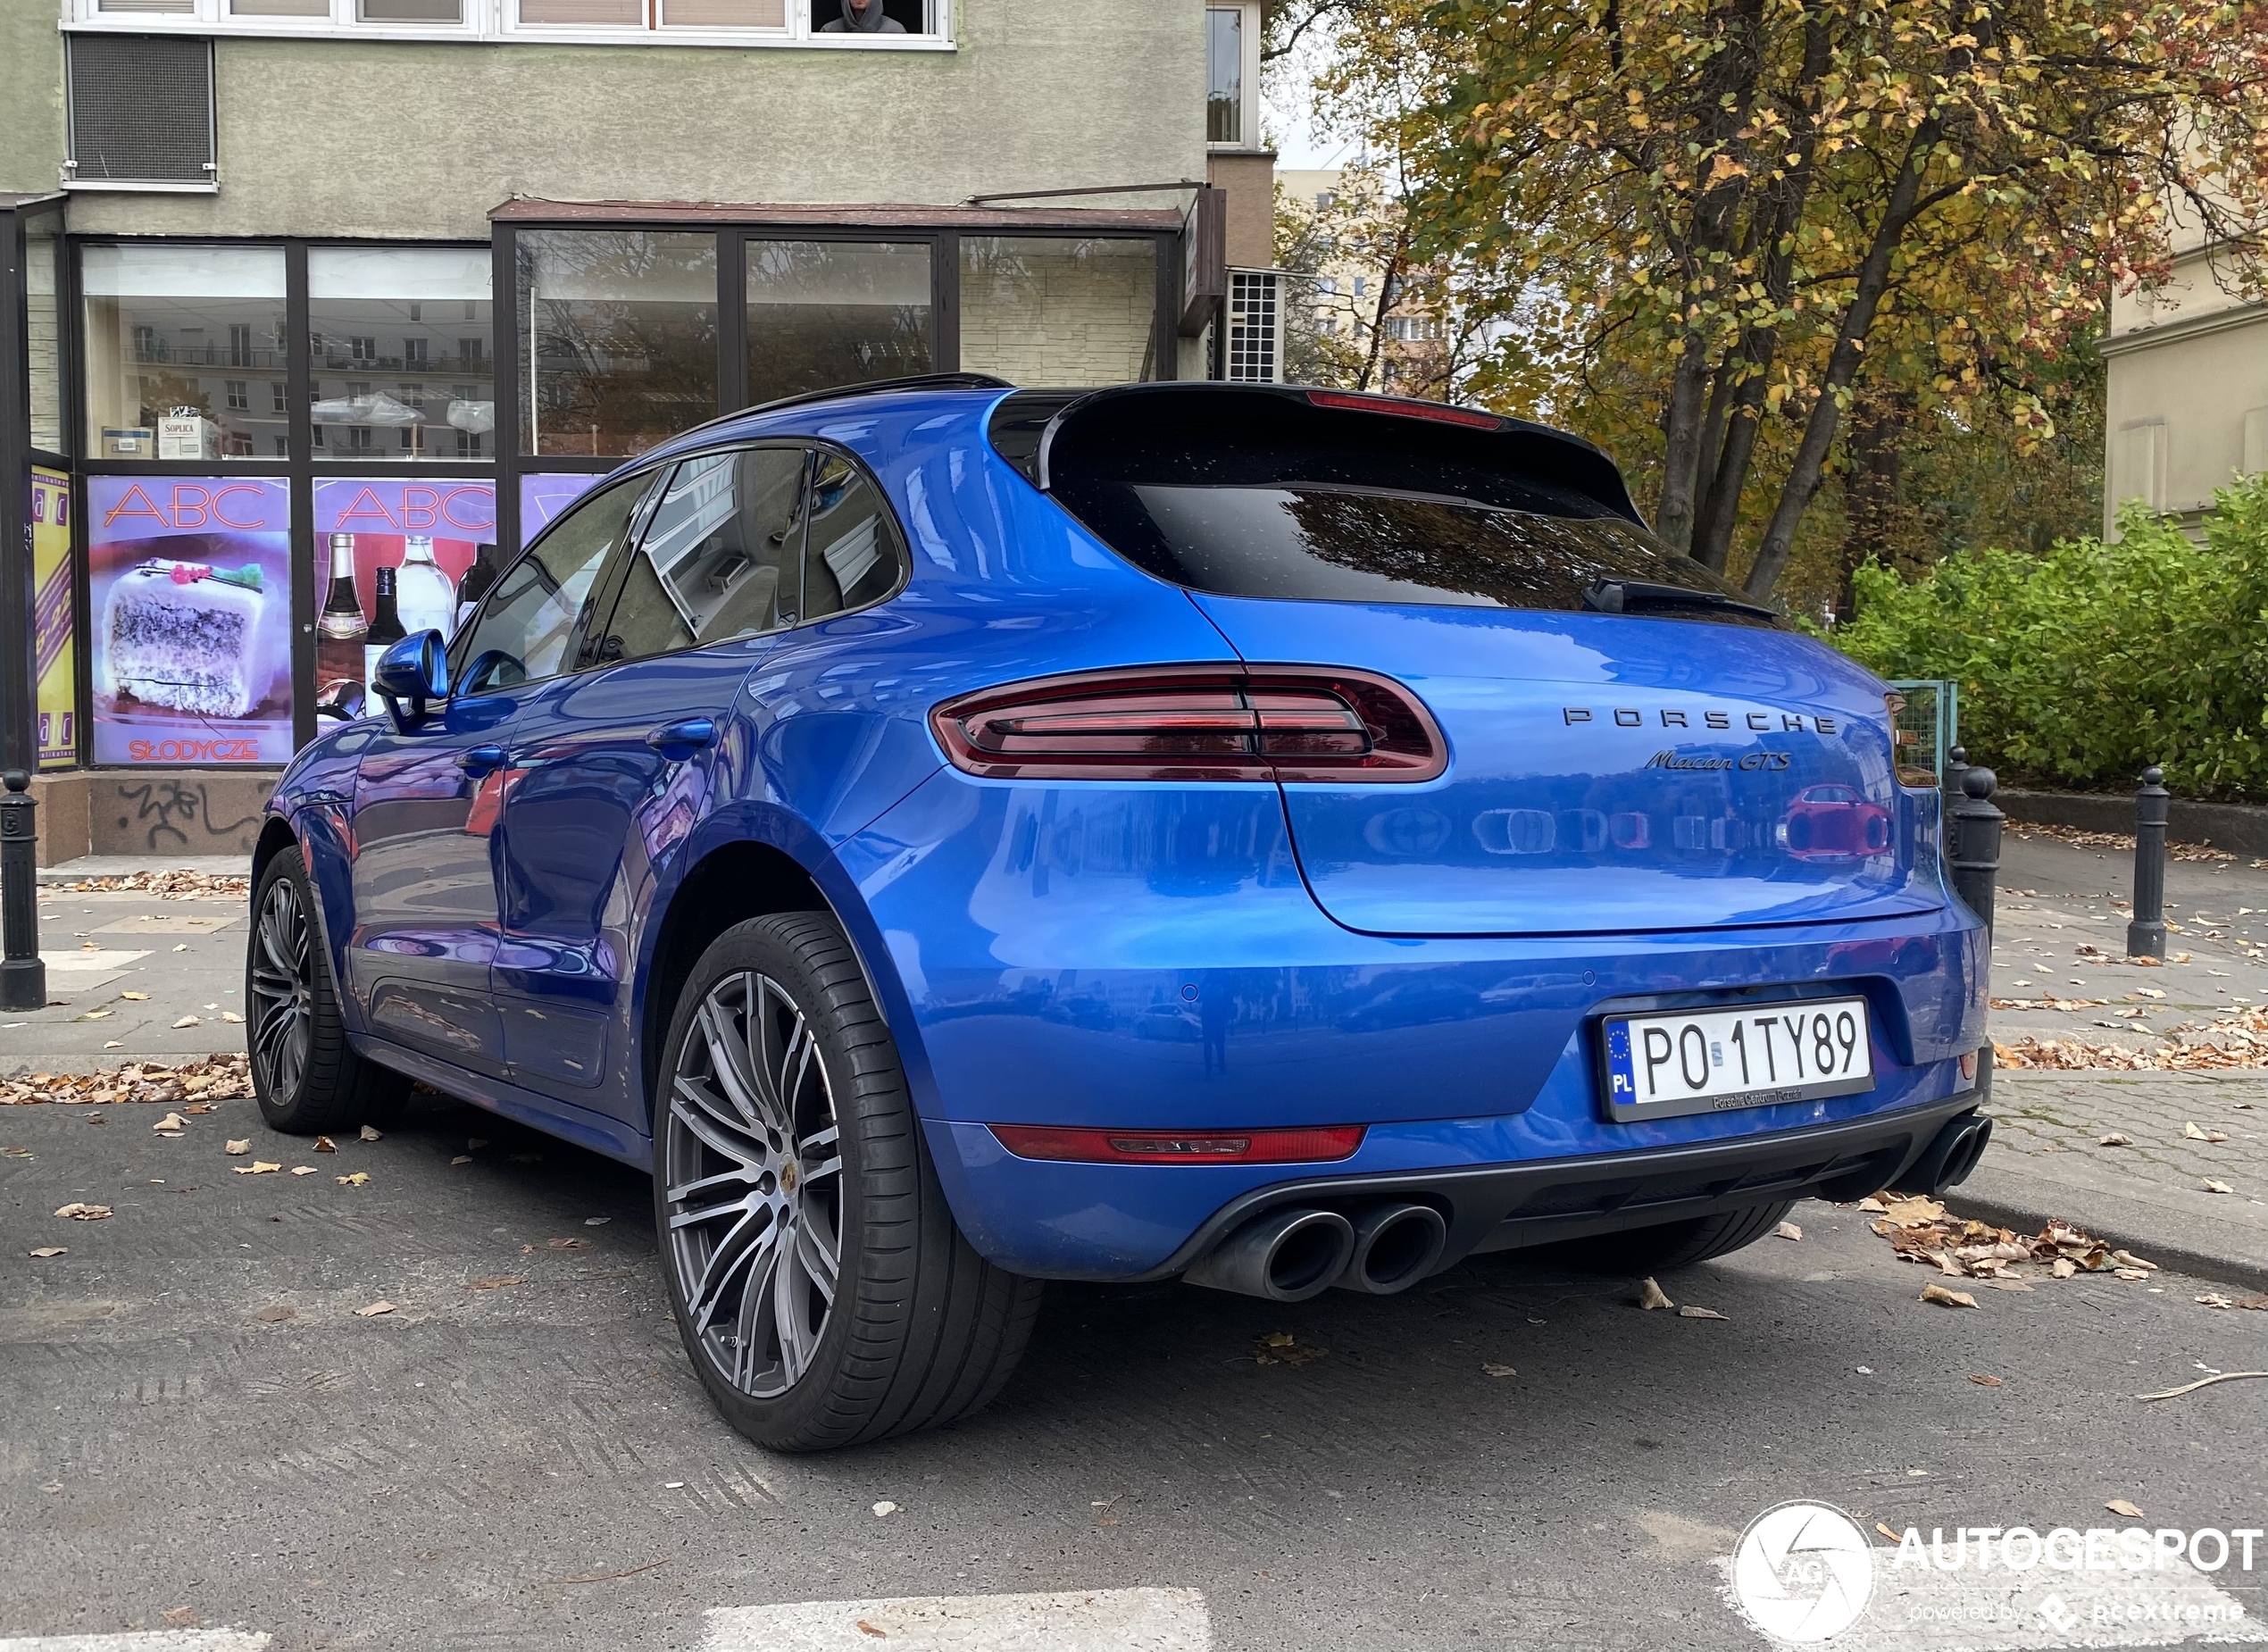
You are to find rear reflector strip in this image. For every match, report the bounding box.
[1305,389,1504,430]
[930,664,1446,783]
[989,1123,1366,1164]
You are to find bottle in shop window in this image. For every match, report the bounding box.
[364,565,406,693]
[319,533,367,640]
[396,533,458,640]
[455,541,499,628]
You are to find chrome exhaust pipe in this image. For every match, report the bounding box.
[1183,1207,1355,1302]
[1333,1202,1448,1295]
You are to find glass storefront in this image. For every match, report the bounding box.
[959,236,1161,385]
[6,216,1174,775]
[310,245,495,462]
[81,244,288,460]
[518,229,718,458]
[746,239,933,405]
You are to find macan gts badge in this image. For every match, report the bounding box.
[246,376,1992,1451]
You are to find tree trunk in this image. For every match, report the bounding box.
[1836,383,1908,621]
[1742,120,1939,600]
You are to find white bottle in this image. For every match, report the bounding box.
[395,534,458,640]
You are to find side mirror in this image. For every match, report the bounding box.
[371,630,448,729]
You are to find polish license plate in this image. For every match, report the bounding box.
[1599,997,1874,1122]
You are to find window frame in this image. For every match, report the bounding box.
[63,34,219,194]
[1205,1,1263,153]
[61,0,954,49]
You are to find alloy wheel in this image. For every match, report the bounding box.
[248,874,314,1100]
[663,970,844,1399]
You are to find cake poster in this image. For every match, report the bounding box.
[31,467,76,769]
[88,478,294,766]
[311,480,497,703]
[520,472,602,547]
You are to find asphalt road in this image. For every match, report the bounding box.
[5,1088,2266,1651]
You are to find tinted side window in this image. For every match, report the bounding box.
[596,446,808,665]
[801,451,906,620]
[454,471,650,696]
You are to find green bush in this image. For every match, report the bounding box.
[1831,471,2268,802]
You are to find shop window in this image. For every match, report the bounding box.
[66,36,215,188]
[27,222,66,455]
[518,229,717,458]
[311,245,493,463]
[746,240,932,407]
[81,243,285,457]
[959,237,1160,387]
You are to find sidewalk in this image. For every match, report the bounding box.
[2,854,254,1076]
[1945,825,2268,1289]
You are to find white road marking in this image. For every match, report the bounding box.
[0,1634,271,1652]
[1719,1554,2268,1649]
[704,1588,1209,1650]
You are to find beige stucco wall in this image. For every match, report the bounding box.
[2101,309,2268,534]
[22,0,1206,238]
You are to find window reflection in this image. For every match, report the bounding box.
[518,229,717,458]
[746,239,932,405]
[309,246,493,462]
[81,244,288,459]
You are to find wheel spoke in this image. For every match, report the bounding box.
[671,1082,766,1168]
[745,978,798,1137]
[673,1072,765,1156]
[665,1165,757,1205]
[794,1214,839,1306]
[732,1224,786,1389]
[669,1190,758,1232]
[687,1208,772,1331]
[774,1222,814,1384]
[697,989,767,1131]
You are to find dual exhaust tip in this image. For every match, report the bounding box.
[1901,1110,1995,1198]
[1183,1202,1447,1302]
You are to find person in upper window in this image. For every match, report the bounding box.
[821,0,905,31]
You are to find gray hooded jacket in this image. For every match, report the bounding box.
[821,0,905,29]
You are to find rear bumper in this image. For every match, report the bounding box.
[1121,1090,1979,1280]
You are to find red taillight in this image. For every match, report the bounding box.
[930,664,1446,783]
[989,1123,1366,1164]
[1305,389,1504,430]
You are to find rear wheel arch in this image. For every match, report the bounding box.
[639,840,859,1131]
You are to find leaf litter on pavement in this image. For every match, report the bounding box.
[1860,1195,2166,1290]
[0,1055,253,1107]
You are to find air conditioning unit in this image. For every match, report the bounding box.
[1224,269,1281,383]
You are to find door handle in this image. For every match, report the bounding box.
[457,744,508,778]
[646,718,720,760]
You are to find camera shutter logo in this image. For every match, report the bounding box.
[1732,1501,1876,1642]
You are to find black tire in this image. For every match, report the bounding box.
[1556,1199,1797,1274]
[653,911,1042,1452]
[246,844,411,1136]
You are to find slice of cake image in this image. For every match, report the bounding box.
[101,554,280,720]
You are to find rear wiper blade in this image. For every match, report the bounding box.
[1582,579,1780,622]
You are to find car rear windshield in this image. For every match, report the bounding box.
[1005,387,1777,625]
[1064,480,1773,623]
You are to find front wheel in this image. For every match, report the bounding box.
[246,845,410,1135]
[654,911,1042,1451]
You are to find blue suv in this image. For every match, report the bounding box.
[247,376,1991,1451]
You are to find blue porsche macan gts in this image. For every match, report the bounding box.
[246,376,1992,1451]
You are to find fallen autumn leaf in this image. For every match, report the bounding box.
[1677,1306,1728,1320]
[29,1247,65,1257]
[53,1203,111,1220]
[1638,1277,1675,1310]
[224,1139,249,1155]
[2106,1499,2145,1518]
[355,1300,396,1317]
[1920,1283,1979,1309]
[1775,1221,1803,1240]
[1481,1362,1517,1378]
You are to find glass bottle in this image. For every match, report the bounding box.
[364,565,406,692]
[319,533,367,640]
[395,533,458,640]
[455,540,499,628]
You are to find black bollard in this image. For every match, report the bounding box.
[0,771,45,1013]
[1942,745,1970,865]
[1949,765,2002,938]
[2127,765,2170,960]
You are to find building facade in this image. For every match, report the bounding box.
[2101,232,2268,538]
[0,0,1272,861]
